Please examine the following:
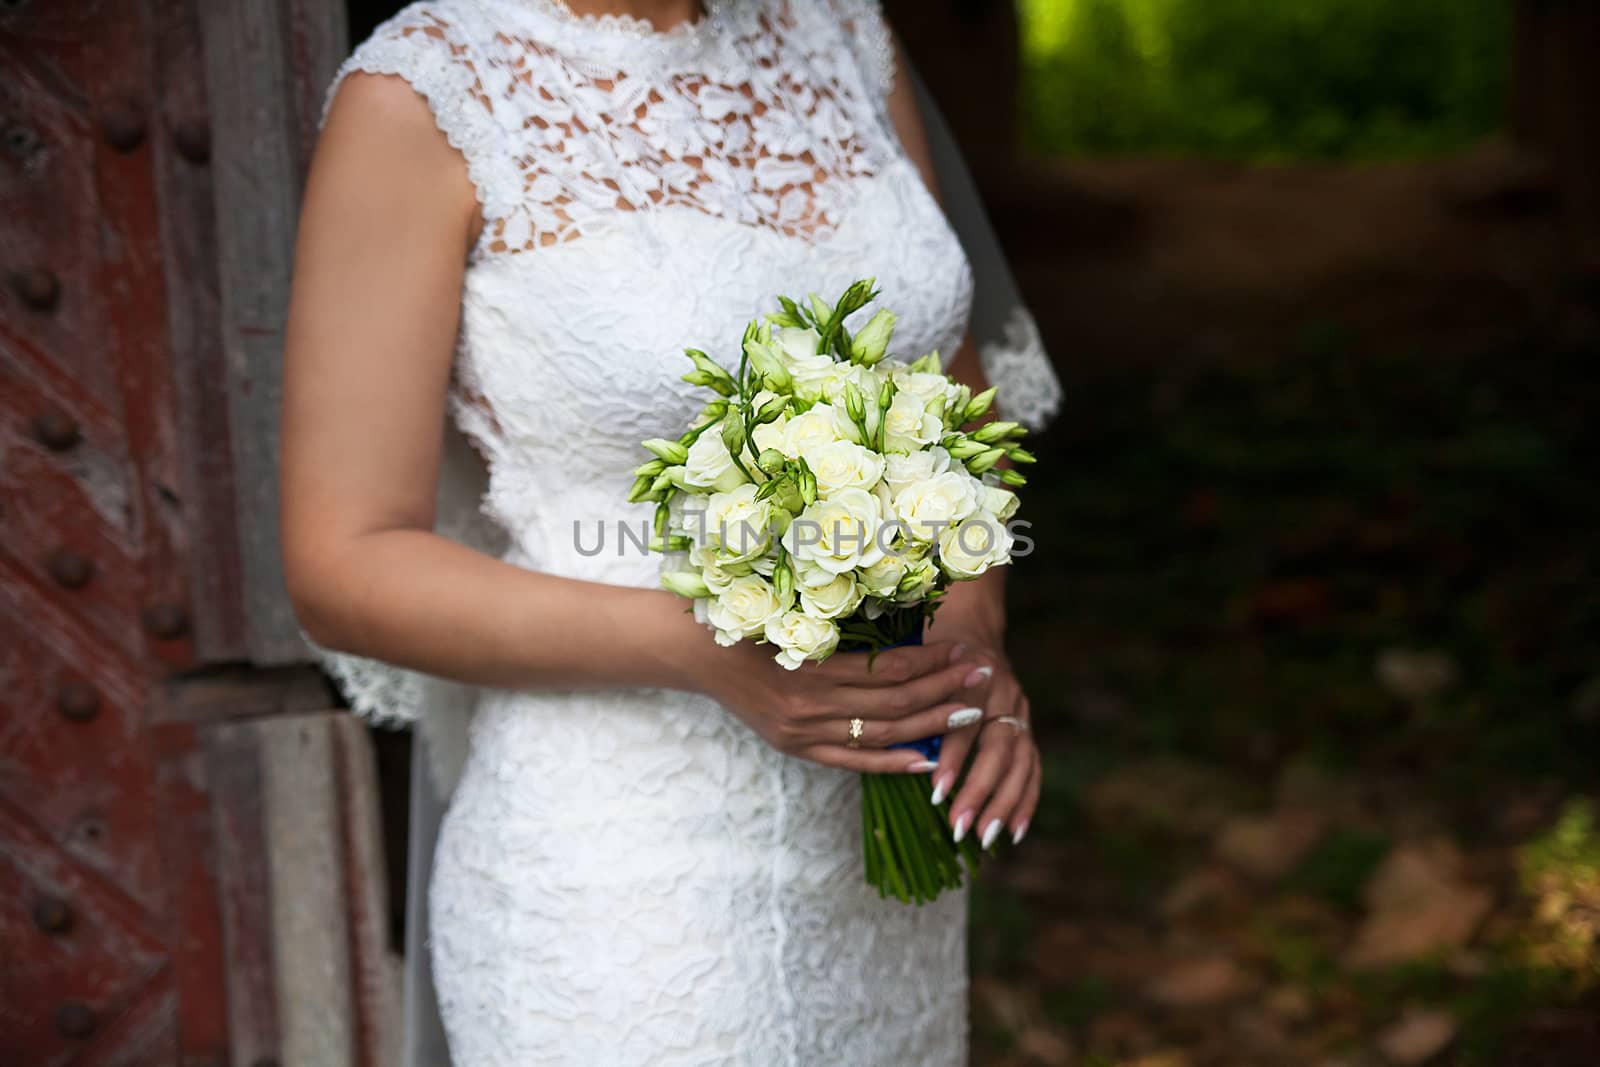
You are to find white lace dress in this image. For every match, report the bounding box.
[320,1,1054,1063]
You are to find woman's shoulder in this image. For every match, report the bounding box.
[324,2,522,225]
[336,3,488,83]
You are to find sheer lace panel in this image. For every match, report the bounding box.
[328,1,898,257]
[479,2,888,250]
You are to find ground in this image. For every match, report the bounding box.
[966,147,1600,1066]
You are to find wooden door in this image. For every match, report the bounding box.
[2,2,397,1064]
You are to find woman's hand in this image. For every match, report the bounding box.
[928,625,1040,851]
[690,637,991,775]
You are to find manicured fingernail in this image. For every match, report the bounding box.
[964,666,993,687]
[908,760,938,773]
[948,643,968,663]
[981,818,1004,850]
[946,706,983,730]
[1012,820,1029,846]
[952,812,971,843]
[930,778,949,805]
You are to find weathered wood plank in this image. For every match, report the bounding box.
[204,720,283,1067]
[151,0,250,664]
[196,0,347,664]
[204,707,401,1067]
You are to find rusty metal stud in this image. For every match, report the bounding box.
[46,549,93,590]
[140,603,188,640]
[101,105,146,153]
[11,266,60,311]
[2,123,43,164]
[172,118,211,164]
[55,1001,96,1039]
[33,895,73,935]
[31,407,80,451]
[57,680,100,723]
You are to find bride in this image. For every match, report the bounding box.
[279,0,1059,1063]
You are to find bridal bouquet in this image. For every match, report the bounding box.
[630,279,1035,904]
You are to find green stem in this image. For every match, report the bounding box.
[866,778,908,901]
[861,776,879,891]
[877,776,925,902]
[881,776,932,903]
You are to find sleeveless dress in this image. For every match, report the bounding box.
[323,1,1004,1062]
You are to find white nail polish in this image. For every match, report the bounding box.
[970,666,994,684]
[981,818,1003,850]
[952,813,970,843]
[1012,821,1029,846]
[946,706,983,730]
[908,760,938,774]
[930,779,948,806]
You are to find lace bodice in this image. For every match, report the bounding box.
[336,0,896,252]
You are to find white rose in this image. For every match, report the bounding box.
[798,570,865,620]
[937,515,1014,580]
[764,610,841,670]
[781,404,843,456]
[890,365,953,409]
[830,394,881,447]
[893,557,940,604]
[774,328,833,402]
[782,487,884,574]
[856,551,910,597]
[707,575,790,645]
[819,362,886,406]
[883,445,952,497]
[979,484,1020,522]
[881,391,944,454]
[872,477,895,518]
[689,541,753,593]
[748,389,789,454]
[683,421,747,493]
[773,326,823,365]
[793,557,841,589]
[800,439,885,498]
[701,483,773,563]
[891,470,981,540]
[787,355,839,404]
[751,418,788,454]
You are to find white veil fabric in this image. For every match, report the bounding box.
[310,56,1062,1066]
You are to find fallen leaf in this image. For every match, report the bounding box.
[1215,809,1326,881]
[1345,842,1494,969]
[1145,955,1259,1009]
[1376,1010,1457,1065]
[1016,1024,1077,1066]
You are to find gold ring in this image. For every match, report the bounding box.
[846,717,866,748]
[993,715,1030,734]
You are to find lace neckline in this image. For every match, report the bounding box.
[497,0,730,42]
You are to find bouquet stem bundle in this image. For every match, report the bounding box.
[863,772,984,904]
[845,613,986,904]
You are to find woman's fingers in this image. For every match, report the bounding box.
[828,660,987,720]
[799,744,941,775]
[1012,746,1042,845]
[929,723,977,806]
[809,639,968,687]
[946,717,1019,842]
[974,736,1034,850]
[810,702,980,751]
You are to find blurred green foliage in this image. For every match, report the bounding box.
[1018,0,1511,159]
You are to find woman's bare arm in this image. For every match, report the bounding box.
[280,71,709,692]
